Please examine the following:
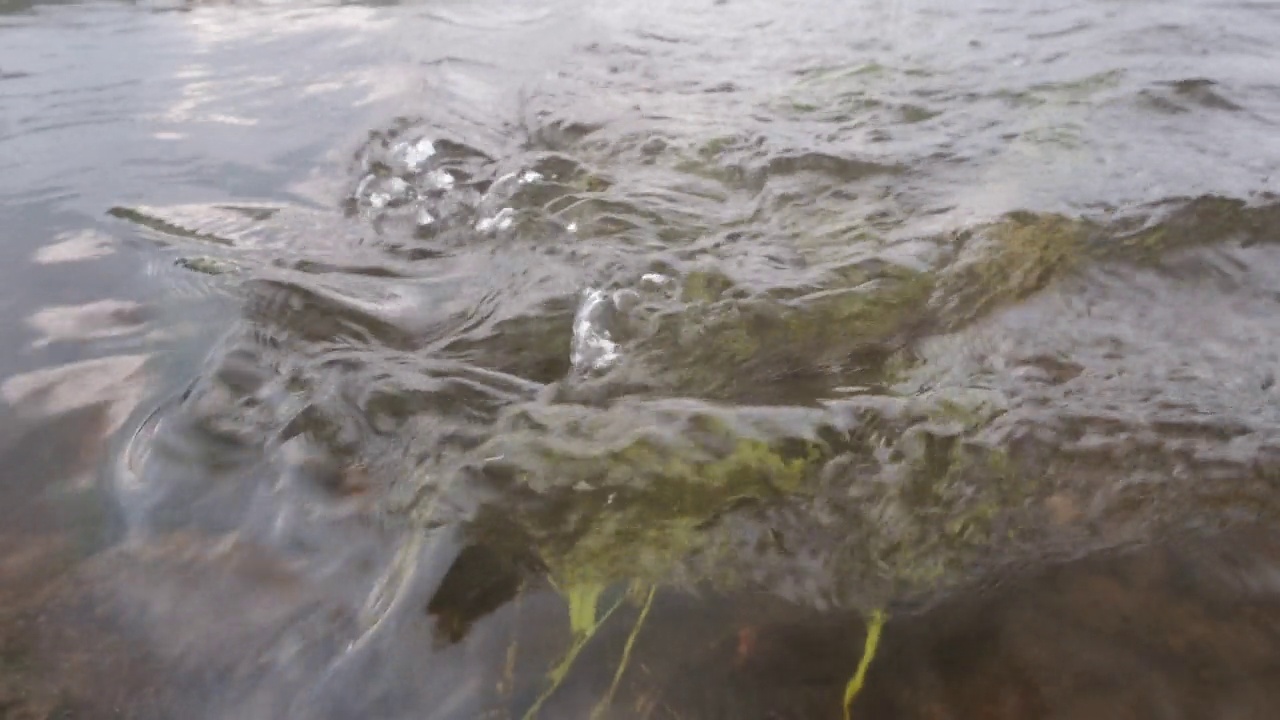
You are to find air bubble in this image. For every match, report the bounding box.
[476,207,515,233]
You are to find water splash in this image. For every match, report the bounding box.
[423,169,455,190]
[570,288,622,374]
[392,137,436,173]
[356,174,412,209]
[640,272,671,289]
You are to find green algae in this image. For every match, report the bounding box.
[447,377,1045,612]
[924,197,1280,310]
[530,434,823,588]
[176,255,237,276]
[774,60,941,127]
[469,212,1108,595]
[642,266,936,399]
[622,207,1195,402]
[460,400,835,591]
[678,269,738,304]
[1105,195,1280,260]
[930,211,1091,328]
[922,197,1280,333]
[696,135,740,160]
[436,199,1280,602]
[866,435,1029,595]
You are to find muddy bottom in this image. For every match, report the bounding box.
[5,524,1280,720]
[858,528,1280,720]
[417,525,1280,720]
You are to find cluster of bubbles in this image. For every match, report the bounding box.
[349,130,564,240]
[348,124,685,380]
[568,273,676,376]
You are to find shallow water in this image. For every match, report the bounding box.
[2,0,1280,717]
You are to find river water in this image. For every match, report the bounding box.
[2,0,1280,717]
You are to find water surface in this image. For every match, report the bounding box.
[2,0,1280,717]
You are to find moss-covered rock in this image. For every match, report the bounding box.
[412,382,1050,609]
[868,435,1028,595]
[626,265,935,401]
[930,211,1092,329]
[452,401,835,589]
[1104,194,1280,261]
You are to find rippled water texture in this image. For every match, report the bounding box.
[3,0,1280,717]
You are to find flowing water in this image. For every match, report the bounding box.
[3,0,1280,717]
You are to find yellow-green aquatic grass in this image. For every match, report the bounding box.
[522,584,626,720]
[843,608,887,720]
[523,583,657,720]
[592,585,657,720]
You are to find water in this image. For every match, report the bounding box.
[2,0,1280,717]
